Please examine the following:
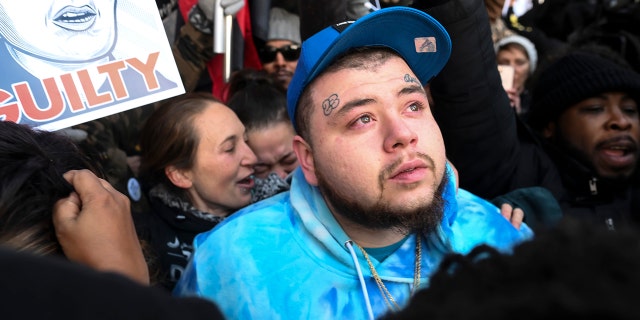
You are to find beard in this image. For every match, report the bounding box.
[315,154,447,235]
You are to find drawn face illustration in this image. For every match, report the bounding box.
[0,0,117,62]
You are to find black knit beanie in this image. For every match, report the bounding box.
[528,51,640,130]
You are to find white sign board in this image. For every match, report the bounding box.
[0,0,184,130]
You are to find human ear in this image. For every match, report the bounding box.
[292,135,317,186]
[165,165,193,189]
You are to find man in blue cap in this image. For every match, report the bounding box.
[174,6,532,319]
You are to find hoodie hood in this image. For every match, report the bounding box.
[289,162,460,280]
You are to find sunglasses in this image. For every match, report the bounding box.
[259,45,301,63]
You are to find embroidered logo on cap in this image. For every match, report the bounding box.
[415,37,436,53]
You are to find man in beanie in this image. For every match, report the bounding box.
[258,6,301,90]
[528,48,640,225]
[174,4,532,319]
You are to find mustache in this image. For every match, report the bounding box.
[596,135,638,150]
[378,152,434,188]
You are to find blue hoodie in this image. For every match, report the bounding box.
[174,164,533,319]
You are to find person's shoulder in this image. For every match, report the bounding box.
[238,190,292,216]
[193,191,294,247]
[182,191,300,290]
[454,188,506,221]
[447,188,533,253]
[227,190,293,226]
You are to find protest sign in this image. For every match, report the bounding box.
[0,0,184,131]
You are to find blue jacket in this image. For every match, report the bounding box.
[174,165,533,319]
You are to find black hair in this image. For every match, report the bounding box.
[381,217,640,319]
[226,69,289,132]
[0,121,100,255]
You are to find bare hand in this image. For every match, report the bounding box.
[500,203,524,230]
[52,170,149,284]
[505,88,522,114]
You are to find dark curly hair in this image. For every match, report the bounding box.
[0,121,101,255]
[382,217,640,319]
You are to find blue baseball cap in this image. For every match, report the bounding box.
[286,6,452,132]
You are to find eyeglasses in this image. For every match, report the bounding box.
[259,45,301,63]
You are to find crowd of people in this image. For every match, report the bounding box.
[2,0,640,318]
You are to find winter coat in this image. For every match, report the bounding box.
[135,184,223,291]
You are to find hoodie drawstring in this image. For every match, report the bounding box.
[345,240,375,320]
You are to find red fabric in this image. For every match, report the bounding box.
[235,0,262,69]
[178,0,197,21]
[178,0,263,101]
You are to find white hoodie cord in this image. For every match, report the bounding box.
[345,240,374,320]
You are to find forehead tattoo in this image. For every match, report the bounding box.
[321,73,421,117]
[322,93,340,116]
[404,74,420,84]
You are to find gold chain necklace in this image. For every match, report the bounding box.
[357,235,421,312]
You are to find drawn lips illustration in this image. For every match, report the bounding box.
[52,5,97,31]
